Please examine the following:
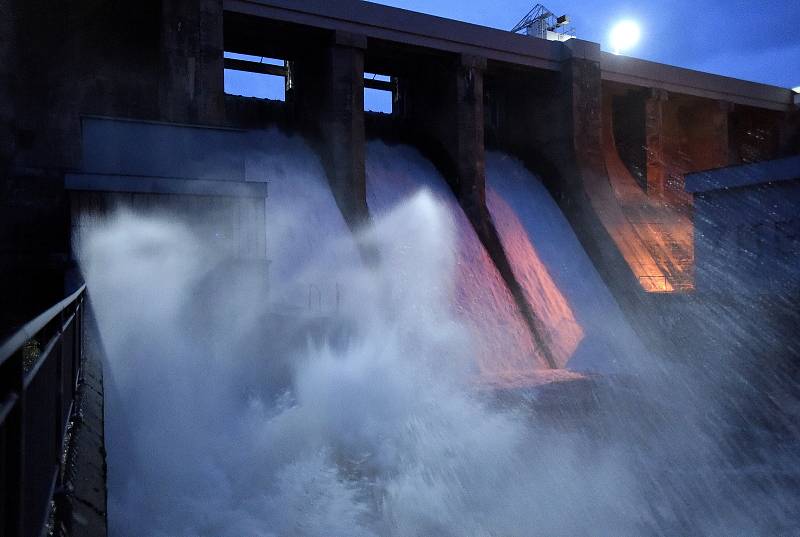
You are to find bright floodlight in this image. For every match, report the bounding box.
[610,20,641,55]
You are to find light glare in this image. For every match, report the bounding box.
[610,20,641,55]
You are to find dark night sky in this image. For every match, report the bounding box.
[371,0,800,88]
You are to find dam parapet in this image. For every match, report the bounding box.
[2,0,797,336]
[1,3,799,534]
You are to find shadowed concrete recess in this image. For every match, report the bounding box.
[0,1,798,535]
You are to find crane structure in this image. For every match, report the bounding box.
[511,4,575,42]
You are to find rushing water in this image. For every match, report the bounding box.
[366,142,550,384]
[485,151,644,374]
[79,129,800,536]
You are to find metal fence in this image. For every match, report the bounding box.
[0,284,86,537]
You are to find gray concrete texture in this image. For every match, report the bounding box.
[1,3,798,533]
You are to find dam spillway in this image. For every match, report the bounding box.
[366,142,551,385]
[2,0,799,535]
[72,125,800,536]
[79,128,649,535]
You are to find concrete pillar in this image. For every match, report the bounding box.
[780,107,800,157]
[709,100,731,169]
[675,98,731,174]
[560,40,604,187]
[453,54,487,218]
[0,0,14,169]
[159,0,225,124]
[287,31,368,229]
[320,32,368,228]
[396,54,487,216]
[645,88,668,195]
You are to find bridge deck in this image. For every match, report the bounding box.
[224,0,794,112]
[601,53,792,111]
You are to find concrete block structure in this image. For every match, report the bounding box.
[0,0,797,360]
[1,1,799,534]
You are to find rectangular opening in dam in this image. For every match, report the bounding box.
[224,52,286,101]
[365,73,393,113]
[7,1,800,535]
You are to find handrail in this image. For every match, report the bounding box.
[1,284,87,537]
[0,284,86,366]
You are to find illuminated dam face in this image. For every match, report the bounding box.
[74,129,652,535]
[77,127,799,537]
[593,88,788,294]
[81,131,622,535]
[597,92,696,294]
[5,1,799,536]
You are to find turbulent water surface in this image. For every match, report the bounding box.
[79,129,800,536]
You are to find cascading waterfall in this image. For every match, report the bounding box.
[365,141,551,385]
[79,128,799,537]
[485,151,645,373]
[247,131,362,313]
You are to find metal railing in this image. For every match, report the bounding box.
[0,284,86,537]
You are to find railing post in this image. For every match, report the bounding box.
[56,310,65,462]
[0,285,87,537]
[2,350,25,537]
[78,299,83,385]
[73,300,81,388]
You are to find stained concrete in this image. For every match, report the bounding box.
[287,32,368,231]
[2,0,791,340]
[1,2,798,531]
[159,0,225,124]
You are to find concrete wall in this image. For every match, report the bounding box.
[1,0,228,336]
[612,90,648,189]
[400,54,486,214]
[2,0,795,349]
[604,83,734,202]
[160,0,226,124]
[68,117,268,264]
[729,104,786,164]
[484,63,565,192]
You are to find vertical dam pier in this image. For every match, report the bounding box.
[2,0,796,330]
[1,1,799,535]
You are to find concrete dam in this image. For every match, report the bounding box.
[1,1,799,536]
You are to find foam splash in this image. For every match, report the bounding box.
[366,142,550,385]
[81,192,650,536]
[78,130,800,536]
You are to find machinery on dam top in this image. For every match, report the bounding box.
[511,3,575,42]
[2,0,799,535]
